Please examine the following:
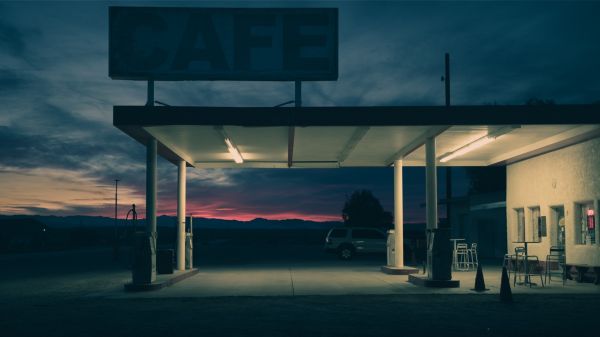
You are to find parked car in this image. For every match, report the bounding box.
[324,227,387,260]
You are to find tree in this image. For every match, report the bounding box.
[342,190,393,229]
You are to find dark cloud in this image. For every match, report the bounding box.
[11,203,115,217]
[0,19,26,57]
[1,1,598,219]
[0,68,25,90]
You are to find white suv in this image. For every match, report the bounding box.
[324,227,387,260]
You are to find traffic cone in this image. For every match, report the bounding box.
[471,263,489,292]
[500,266,513,302]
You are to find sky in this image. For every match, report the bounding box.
[1,1,599,222]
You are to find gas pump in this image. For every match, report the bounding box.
[125,204,138,234]
[386,229,395,267]
[127,204,156,284]
[185,214,193,270]
[426,227,452,281]
[125,204,137,267]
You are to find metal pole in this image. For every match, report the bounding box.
[444,53,450,107]
[176,160,186,271]
[146,80,157,282]
[394,159,404,268]
[444,53,452,229]
[113,179,120,260]
[146,80,154,107]
[295,80,302,107]
[114,179,119,234]
[446,168,452,229]
[288,81,301,168]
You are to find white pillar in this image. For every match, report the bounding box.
[426,137,438,230]
[176,160,186,271]
[147,139,157,235]
[393,159,404,268]
[146,138,157,282]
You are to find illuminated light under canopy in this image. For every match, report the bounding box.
[214,126,244,164]
[224,138,244,164]
[439,126,519,163]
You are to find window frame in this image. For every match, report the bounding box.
[514,208,525,242]
[529,206,541,242]
[574,201,595,245]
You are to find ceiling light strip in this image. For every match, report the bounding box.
[439,126,519,163]
[215,126,244,164]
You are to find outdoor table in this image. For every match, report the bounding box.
[512,240,541,286]
[450,238,465,270]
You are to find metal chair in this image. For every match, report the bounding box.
[513,247,526,286]
[502,251,517,278]
[513,246,544,287]
[455,243,471,271]
[545,246,566,285]
[469,243,479,269]
[525,255,545,287]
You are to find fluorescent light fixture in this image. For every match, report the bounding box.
[214,126,244,164]
[439,126,518,163]
[224,137,244,164]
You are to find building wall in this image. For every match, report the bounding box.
[506,137,600,266]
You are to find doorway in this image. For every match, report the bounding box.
[550,206,565,247]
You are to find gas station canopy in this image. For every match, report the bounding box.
[114,104,600,168]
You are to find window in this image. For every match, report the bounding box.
[529,207,541,242]
[575,202,595,245]
[515,208,525,242]
[352,229,384,239]
[329,229,347,238]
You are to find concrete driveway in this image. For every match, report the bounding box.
[93,243,600,298]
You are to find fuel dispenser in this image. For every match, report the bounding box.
[132,231,156,284]
[127,204,156,284]
[185,215,193,270]
[426,227,452,281]
[386,229,395,267]
[124,204,137,268]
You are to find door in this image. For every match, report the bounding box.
[551,206,565,247]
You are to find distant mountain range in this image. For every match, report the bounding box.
[0,214,426,231]
[0,214,343,230]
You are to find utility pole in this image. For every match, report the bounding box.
[113,179,120,260]
[444,53,452,229]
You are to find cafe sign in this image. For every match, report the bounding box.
[109,7,338,81]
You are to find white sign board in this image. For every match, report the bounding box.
[109,7,338,81]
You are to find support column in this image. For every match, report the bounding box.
[407,55,458,287]
[146,138,157,282]
[426,137,437,231]
[425,136,436,280]
[381,160,418,275]
[176,160,186,271]
[393,159,404,268]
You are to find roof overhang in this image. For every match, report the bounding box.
[113,104,600,168]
